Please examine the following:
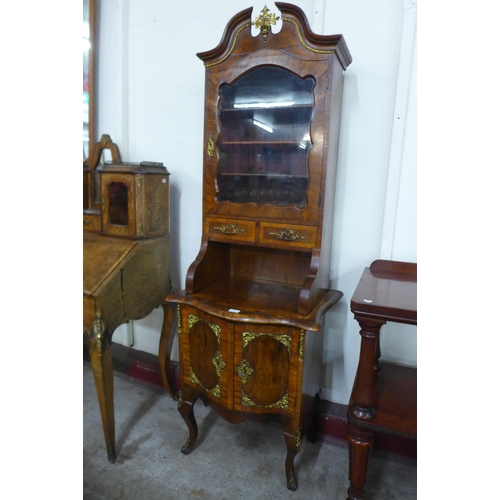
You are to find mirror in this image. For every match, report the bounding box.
[83,0,95,161]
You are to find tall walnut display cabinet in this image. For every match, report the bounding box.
[159,4,351,491]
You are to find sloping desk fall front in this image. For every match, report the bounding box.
[83,230,169,462]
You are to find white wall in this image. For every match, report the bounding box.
[96,0,417,405]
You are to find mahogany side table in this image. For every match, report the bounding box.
[347,259,417,500]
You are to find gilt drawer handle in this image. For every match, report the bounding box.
[213,223,247,235]
[83,219,91,225]
[269,228,307,241]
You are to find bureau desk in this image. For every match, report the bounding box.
[83,136,170,462]
[347,259,417,500]
[83,231,169,462]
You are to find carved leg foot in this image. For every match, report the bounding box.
[178,395,198,455]
[284,431,301,491]
[87,310,116,463]
[347,424,373,500]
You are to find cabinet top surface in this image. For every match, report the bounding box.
[350,260,417,324]
[169,276,342,331]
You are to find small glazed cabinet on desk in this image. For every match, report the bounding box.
[159,3,351,492]
[347,260,417,500]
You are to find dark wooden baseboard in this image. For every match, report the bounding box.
[83,341,416,462]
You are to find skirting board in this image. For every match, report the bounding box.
[83,340,416,462]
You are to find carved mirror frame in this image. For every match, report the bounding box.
[83,0,96,162]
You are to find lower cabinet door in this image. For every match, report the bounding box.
[233,324,298,414]
[179,306,232,408]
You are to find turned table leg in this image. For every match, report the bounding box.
[347,423,373,500]
[87,310,116,463]
[346,317,384,499]
[349,318,384,420]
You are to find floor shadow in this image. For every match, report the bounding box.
[115,391,162,462]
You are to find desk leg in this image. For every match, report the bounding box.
[347,423,373,500]
[87,310,116,463]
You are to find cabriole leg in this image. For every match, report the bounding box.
[284,429,302,491]
[178,393,198,455]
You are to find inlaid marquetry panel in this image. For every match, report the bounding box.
[242,333,290,407]
[188,315,221,395]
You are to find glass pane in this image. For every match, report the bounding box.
[217,67,315,207]
[108,182,129,226]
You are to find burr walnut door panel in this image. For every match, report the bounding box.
[179,306,233,409]
[233,324,300,415]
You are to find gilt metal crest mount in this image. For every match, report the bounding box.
[252,5,280,41]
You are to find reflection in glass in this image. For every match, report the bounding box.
[217,67,315,207]
[83,0,90,160]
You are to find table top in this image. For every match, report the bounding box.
[350,259,417,325]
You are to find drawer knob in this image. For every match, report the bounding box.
[213,223,247,235]
[269,228,307,241]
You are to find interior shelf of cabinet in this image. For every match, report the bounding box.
[220,141,308,145]
[220,104,314,112]
[217,173,308,178]
[350,362,417,437]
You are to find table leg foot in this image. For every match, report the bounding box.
[284,431,301,491]
[178,394,198,455]
[347,423,373,500]
[87,310,116,462]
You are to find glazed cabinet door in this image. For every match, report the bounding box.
[233,324,302,415]
[216,66,314,209]
[203,56,332,227]
[178,306,233,408]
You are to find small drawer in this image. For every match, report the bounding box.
[205,218,256,243]
[259,222,317,249]
[83,214,100,231]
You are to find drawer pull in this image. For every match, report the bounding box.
[83,219,91,225]
[269,228,307,241]
[213,223,247,235]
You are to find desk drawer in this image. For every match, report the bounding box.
[259,222,317,249]
[83,213,100,231]
[205,218,256,243]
